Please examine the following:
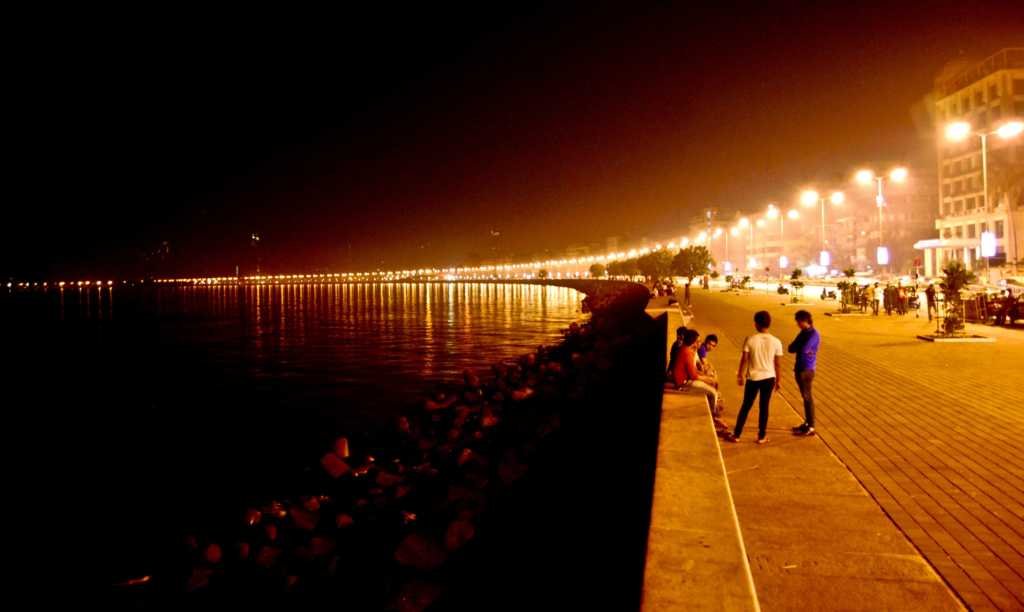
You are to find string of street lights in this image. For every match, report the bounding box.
[4,169,911,289]
[8,118,1019,289]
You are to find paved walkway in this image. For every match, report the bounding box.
[688,288,1024,611]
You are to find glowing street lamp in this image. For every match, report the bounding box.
[799,189,843,261]
[800,190,819,208]
[765,205,799,279]
[854,166,908,268]
[944,121,972,142]
[725,226,739,272]
[944,119,1023,214]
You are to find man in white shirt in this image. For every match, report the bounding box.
[726,310,782,444]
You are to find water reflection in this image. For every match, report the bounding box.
[21,282,583,405]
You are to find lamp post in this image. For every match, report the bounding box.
[766,205,800,279]
[800,189,844,267]
[944,120,1024,272]
[737,216,753,272]
[855,167,908,274]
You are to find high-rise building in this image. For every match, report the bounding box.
[915,48,1024,278]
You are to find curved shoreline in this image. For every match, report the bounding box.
[121,280,660,606]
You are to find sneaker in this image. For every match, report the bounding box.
[791,423,809,434]
[801,427,816,437]
[756,437,769,445]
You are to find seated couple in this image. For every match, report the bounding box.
[666,327,726,429]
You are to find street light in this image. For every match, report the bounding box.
[944,119,1024,211]
[800,189,844,266]
[854,166,907,270]
[944,119,1024,274]
[765,205,799,279]
[726,226,739,271]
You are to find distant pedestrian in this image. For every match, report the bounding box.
[727,310,782,444]
[869,282,880,316]
[884,284,894,316]
[788,310,820,437]
[925,283,937,321]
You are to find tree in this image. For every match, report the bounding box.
[672,246,714,285]
[672,246,715,305]
[621,258,641,278]
[789,268,805,303]
[940,260,976,335]
[637,250,674,281]
[537,269,549,279]
[588,263,606,278]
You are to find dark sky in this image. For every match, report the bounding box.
[6,3,1023,278]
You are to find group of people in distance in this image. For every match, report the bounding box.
[844,281,918,316]
[666,309,820,444]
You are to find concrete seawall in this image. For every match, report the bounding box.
[641,297,760,611]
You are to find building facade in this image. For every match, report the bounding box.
[916,48,1024,279]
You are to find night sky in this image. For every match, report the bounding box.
[6,3,1023,279]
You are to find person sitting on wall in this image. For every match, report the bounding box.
[666,329,720,417]
[696,334,719,381]
[666,326,687,382]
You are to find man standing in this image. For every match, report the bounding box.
[925,283,937,322]
[727,310,782,444]
[789,310,820,437]
[870,282,880,316]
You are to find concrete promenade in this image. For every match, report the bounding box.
[688,287,1024,610]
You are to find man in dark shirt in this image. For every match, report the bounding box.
[788,310,820,437]
[925,283,937,321]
